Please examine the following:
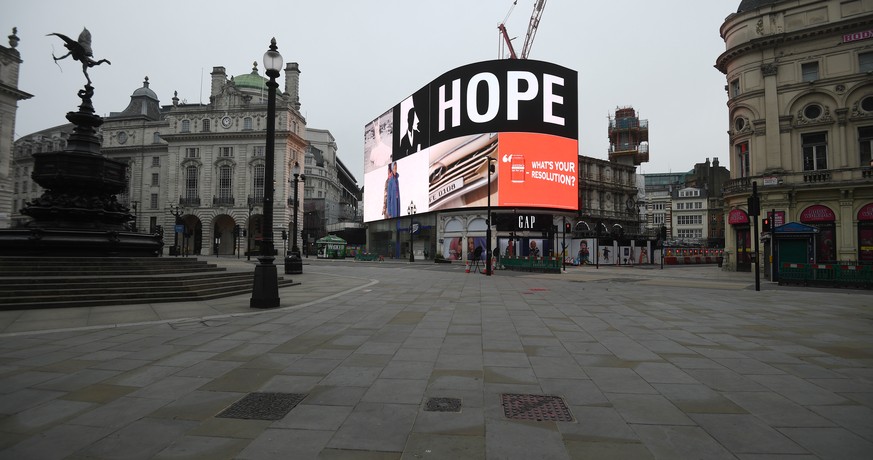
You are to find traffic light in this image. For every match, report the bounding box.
[565,222,572,233]
[762,217,771,232]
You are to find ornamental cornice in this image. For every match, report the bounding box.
[716,16,873,73]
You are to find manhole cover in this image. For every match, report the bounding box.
[500,394,573,422]
[425,397,462,412]
[217,392,307,420]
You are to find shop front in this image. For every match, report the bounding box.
[858,203,873,264]
[799,205,836,263]
[728,208,752,272]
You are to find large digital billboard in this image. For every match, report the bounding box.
[363,59,578,223]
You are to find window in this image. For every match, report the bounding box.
[150,193,158,209]
[677,229,703,239]
[860,126,873,166]
[185,148,199,158]
[676,203,684,210]
[730,79,740,98]
[218,165,233,200]
[153,132,161,143]
[860,52,873,73]
[736,142,750,177]
[252,146,265,157]
[678,215,703,225]
[149,216,157,233]
[802,132,828,171]
[803,104,822,120]
[185,166,198,200]
[863,96,873,113]
[802,62,819,82]
[244,117,253,130]
[220,147,233,157]
[202,119,211,132]
[151,173,159,187]
[151,156,160,167]
[653,213,665,225]
[181,120,190,133]
[253,164,265,201]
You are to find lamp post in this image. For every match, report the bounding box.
[407,202,416,262]
[250,37,282,309]
[486,157,495,276]
[169,204,182,257]
[291,161,305,256]
[131,201,139,233]
[247,199,254,261]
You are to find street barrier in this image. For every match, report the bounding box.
[778,262,873,288]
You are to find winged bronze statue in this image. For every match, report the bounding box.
[47,28,111,85]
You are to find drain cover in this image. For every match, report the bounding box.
[425,397,462,412]
[500,394,573,422]
[217,392,307,420]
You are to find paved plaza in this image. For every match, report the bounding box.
[0,258,871,459]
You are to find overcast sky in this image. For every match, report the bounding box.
[6,0,739,183]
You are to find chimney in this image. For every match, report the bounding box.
[210,66,226,99]
[713,157,719,167]
[285,62,301,111]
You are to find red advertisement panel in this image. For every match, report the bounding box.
[496,133,577,209]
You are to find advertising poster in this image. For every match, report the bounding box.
[363,59,578,223]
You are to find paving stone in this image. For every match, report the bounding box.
[402,433,485,459]
[153,434,249,459]
[586,367,658,394]
[362,378,427,405]
[690,413,807,455]
[778,427,873,460]
[485,419,570,460]
[606,393,695,425]
[328,402,418,452]
[77,418,197,460]
[632,425,735,459]
[237,428,334,459]
[0,423,113,460]
[654,383,747,414]
[724,391,835,427]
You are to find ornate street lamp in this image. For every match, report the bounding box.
[169,203,182,257]
[485,157,496,276]
[250,38,282,309]
[407,201,416,262]
[291,161,305,256]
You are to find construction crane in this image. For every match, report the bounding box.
[498,0,548,59]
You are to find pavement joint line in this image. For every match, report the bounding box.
[0,275,379,338]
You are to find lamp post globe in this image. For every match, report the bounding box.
[250,37,282,309]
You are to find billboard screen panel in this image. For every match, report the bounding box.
[364,59,578,223]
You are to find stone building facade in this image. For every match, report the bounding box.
[0,28,32,229]
[12,55,320,257]
[717,0,873,270]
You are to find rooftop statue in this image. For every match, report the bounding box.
[48,27,111,85]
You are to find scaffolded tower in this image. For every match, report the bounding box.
[608,107,649,166]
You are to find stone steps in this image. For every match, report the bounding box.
[0,257,295,309]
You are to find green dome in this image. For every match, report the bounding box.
[232,62,282,95]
